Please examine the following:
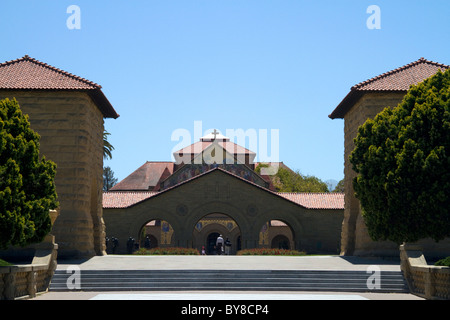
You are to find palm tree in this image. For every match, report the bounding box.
[103,129,114,160]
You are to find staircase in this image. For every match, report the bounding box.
[49,269,409,293]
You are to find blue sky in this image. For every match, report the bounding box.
[1,1,449,185]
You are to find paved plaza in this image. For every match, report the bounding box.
[31,255,423,300]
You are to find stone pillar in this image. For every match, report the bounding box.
[341,92,406,256]
[0,91,106,258]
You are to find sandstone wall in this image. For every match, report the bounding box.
[103,170,343,255]
[0,91,105,258]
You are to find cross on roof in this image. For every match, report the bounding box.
[211,129,219,140]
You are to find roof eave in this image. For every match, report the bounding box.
[328,90,363,119]
[329,89,409,119]
[87,89,120,119]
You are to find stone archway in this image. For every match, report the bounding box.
[140,219,174,249]
[258,219,295,250]
[192,212,241,255]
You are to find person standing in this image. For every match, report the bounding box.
[225,238,231,255]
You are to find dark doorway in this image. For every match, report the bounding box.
[207,232,220,255]
[271,235,290,249]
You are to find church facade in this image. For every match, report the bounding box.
[103,133,344,255]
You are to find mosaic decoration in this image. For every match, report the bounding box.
[194,218,238,232]
[162,163,267,190]
[161,221,173,245]
[259,222,269,245]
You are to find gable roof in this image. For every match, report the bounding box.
[110,161,174,191]
[103,167,345,210]
[0,55,119,118]
[174,140,255,159]
[329,57,449,119]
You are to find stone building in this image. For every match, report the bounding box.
[329,57,450,257]
[103,133,344,254]
[0,55,119,258]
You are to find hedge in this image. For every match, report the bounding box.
[236,248,306,256]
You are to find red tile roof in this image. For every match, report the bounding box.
[277,192,344,210]
[103,191,158,208]
[329,57,449,119]
[110,161,174,191]
[0,55,119,118]
[103,189,344,210]
[175,141,256,156]
[103,167,345,210]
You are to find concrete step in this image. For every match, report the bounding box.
[49,269,409,293]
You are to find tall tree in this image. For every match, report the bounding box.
[350,69,450,244]
[103,166,118,191]
[0,98,58,249]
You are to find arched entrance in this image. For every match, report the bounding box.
[271,235,290,249]
[192,213,241,255]
[259,220,295,250]
[139,219,174,249]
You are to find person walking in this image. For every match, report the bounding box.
[216,234,224,255]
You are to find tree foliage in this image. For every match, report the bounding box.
[332,179,344,193]
[0,98,58,249]
[256,164,329,192]
[103,166,118,191]
[103,129,114,160]
[350,69,450,244]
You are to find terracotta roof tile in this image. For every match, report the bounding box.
[329,57,449,119]
[103,191,157,208]
[0,55,100,90]
[104,167,345,210]
[0,55,119,118]
[110,161,174,191]
[103,189,344,210]
[277,192,344,210]
[352,57,449,91]
[175,141,256,156]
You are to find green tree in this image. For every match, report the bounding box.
[350,69,450,244]
[256,164,329,192]
[0,98,58,249]
[103,166,118,191]
[332,179,344,193]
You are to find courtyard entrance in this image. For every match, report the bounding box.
[192,213,241,255]
[139,219,175,249]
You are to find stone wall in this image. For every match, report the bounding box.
[400,244,450,300]
[342,92,450,257]
[0,91,105,258]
